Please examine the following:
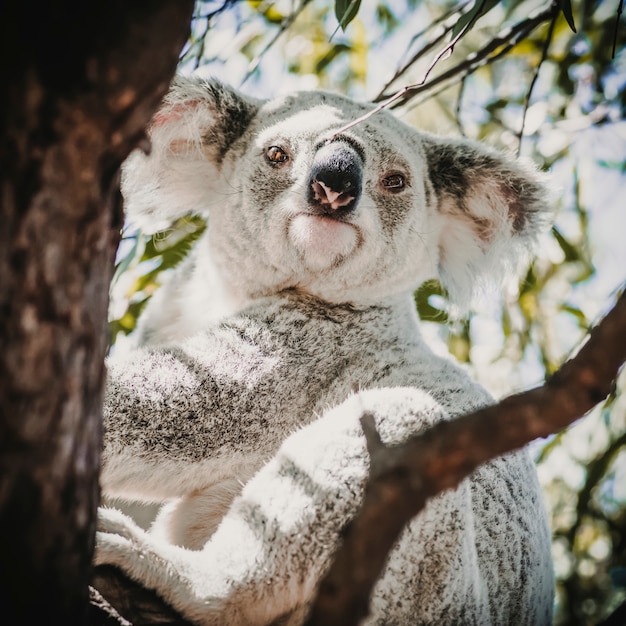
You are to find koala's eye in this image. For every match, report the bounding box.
[382,173,406,192]
[265,146,289,166]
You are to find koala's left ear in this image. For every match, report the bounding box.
[122,77,262,232]
[422,135,554,307]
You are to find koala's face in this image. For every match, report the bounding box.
[212,92,439,304]
[124,78,550,309]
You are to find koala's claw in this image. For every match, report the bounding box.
[95,508,149,569]
[95,512,163,576]
[97,506,144,538]
[94,530,135,567]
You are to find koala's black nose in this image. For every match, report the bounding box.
[308,142,362,216]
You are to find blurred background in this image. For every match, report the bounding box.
[108,1,626,623]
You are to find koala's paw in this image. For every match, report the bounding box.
[95,507,149,567]
[97,506,144,537]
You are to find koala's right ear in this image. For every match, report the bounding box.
[121,76,261,232]
[422,134,554,309]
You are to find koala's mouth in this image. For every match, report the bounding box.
[288,213,359,269]
[303,209,352,224]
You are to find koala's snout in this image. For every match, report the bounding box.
[307,142,362,216]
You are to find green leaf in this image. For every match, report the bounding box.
[448,319,471,363]
[109,215,208,345]
[552,226,580,263]
[376,4,398,34]
[335,0,361,31]
[262,5,285,25]
[315,43,351,74]
[452,0,501,39]
[112,234,142,286]
[597,160,626,172]
[561,305,589,330]
[414,280,449,323]
[109,297,151,344]
[141,216,207,267]
[560,0,577,33]
[519,265,537,296]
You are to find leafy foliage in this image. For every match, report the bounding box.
[110,216,206,345]
[110,0,626,622]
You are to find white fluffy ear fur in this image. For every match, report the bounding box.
[423,135,553,308]
[121,77,261,233]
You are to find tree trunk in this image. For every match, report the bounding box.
[0,2,193,623]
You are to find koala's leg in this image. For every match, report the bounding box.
[150,475,254,550]
[97,388,470,626]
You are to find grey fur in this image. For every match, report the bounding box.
[98,77,555,625]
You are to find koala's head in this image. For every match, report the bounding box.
[123,76,552,309]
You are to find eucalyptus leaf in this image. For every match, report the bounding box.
[560,0,577,33]
[316,43,351,74]
[335,0,361,31]
[414,280,448,323]
[112,234,142,285]
[552,226,580,263]
[561,305,589,329]
[452,0,501,38]
[598,159,626,171]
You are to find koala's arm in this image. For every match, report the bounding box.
[97,388,482,626]
[101,325,286,502]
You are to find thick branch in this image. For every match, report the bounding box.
[305,289,626,626]
[90,567,192,626]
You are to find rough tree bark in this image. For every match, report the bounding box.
[0,2,194,624]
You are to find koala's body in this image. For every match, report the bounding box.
[97,77,555,625]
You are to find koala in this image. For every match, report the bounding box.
[96,76,555,625]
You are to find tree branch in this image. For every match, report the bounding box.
[517,8,558,154]
[93,291,626,625]
[372,17,457,101]
[328,3,556,139]
[305,289,626,626]
[90,567,192,626]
